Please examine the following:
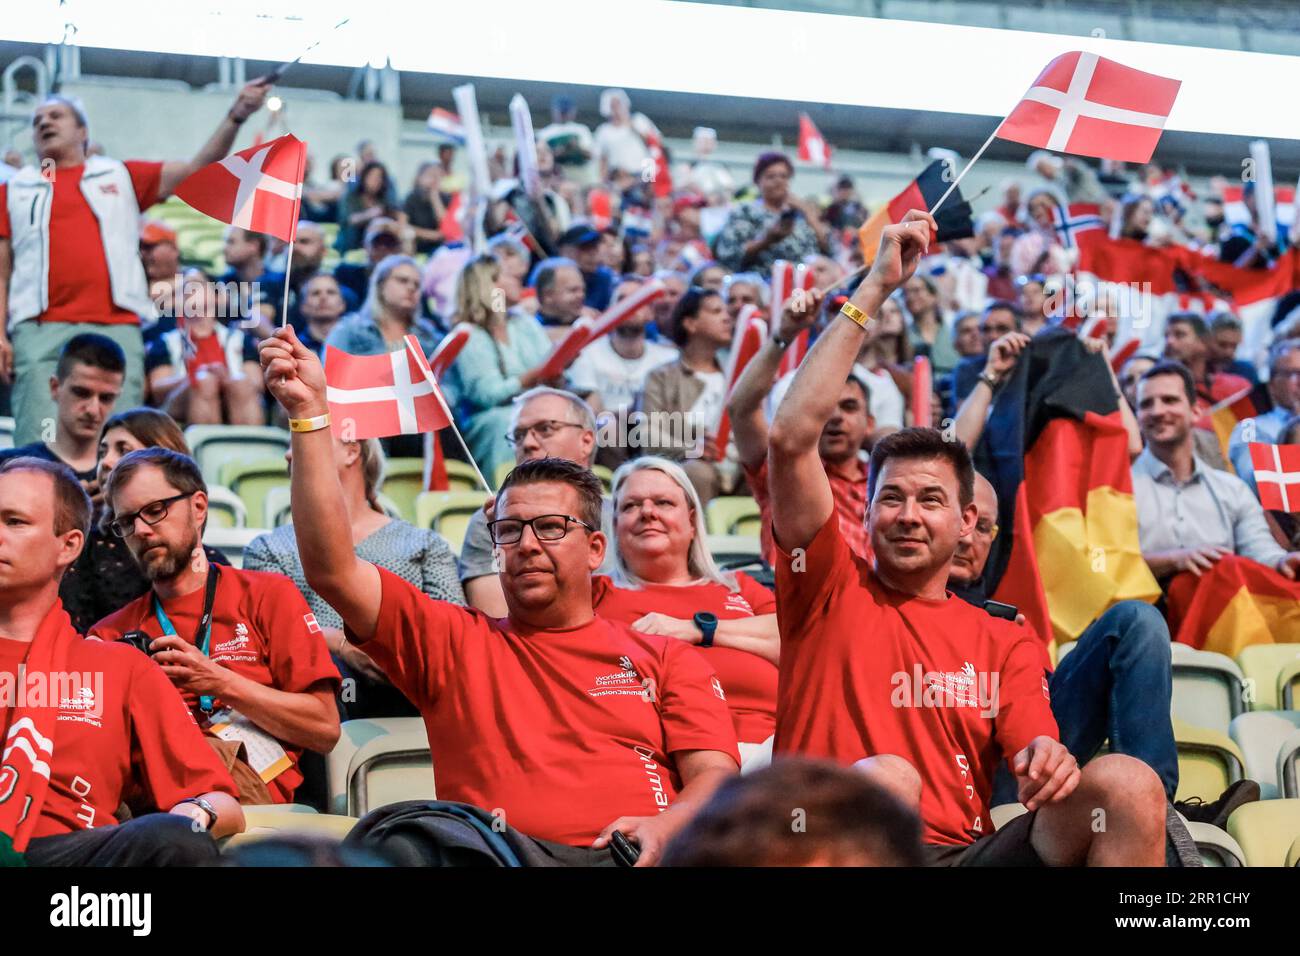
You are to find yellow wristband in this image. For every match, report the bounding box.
[288,413,331,433]
[838,302,871,328]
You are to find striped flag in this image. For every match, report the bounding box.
[1249,443,1300,512]
[709,304,768,460]
[770,260,816,377]
[427,107,466,145]
[325,336,452,440]
[1166,555,1300,655]
[858,161,975,266]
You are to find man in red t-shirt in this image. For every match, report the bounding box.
[89,448,340,804]
[729,294,873,563]
[259,326,739,865]
[766,209,1167,866]
[0,80,271,447]
[0,457,243,866]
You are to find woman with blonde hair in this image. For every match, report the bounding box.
[592,455,778,768]
[445,253,558,477]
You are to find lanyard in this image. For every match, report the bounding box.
[154,565,221,714]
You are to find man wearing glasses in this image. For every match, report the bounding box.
[459,386,615,617]
[260,325,740,864]
[88,447,340,805]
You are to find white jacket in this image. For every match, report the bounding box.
[5,155,155,330]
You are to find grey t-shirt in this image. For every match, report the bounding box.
[458,496,617,582]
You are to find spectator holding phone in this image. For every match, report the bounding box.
[714,152,828,273]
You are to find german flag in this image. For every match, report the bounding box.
[974,329,1160,644]
[1206,385,1266,473]
[1166,555,1300,655]
[858,160,974,265]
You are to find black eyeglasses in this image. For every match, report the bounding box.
[110,492,195,538]
[488,514,595,546]
[504,420,583,446]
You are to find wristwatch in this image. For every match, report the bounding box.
[693,612,719,648]
[179,796,218,832]
[978,370,1001,391]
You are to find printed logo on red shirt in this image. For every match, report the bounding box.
[1042,676,1051,701]
[722,593,754,616]
[304,613,321,634]
[99,183,119,195]
[710,676,726,701]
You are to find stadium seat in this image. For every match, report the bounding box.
[442,458,484,492]
[592,463,613,492]
[326,718,435,817]
[204,484,247,528]
[706,495,762,536]
[1182,819,1247,867]
[1173,718,1245,804]
[1236,644,1300,711]
[705,534,763,566]
[379,457,426,524]
[990,803,1028,830]
[264,484,292,528]
[1288,836,1300,868]
[1279,728,1300,799]
[0,416,14,450]
[1169,643,1246,734]
[493,461,513,489]
[1280,660,1300,711]
[219,458,289,529]
[220,804,360,851]
[184,424,291,485]
[202,526,268,569]
[414,490,489,553]
[1226,799,1300,867]
[1228,710,1300,799]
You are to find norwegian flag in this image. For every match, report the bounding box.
[427,107,466,145]
[798,113,832,170]
[173,134,306,243]
[1052,201,1104,251]
[1249,443,1300,513]
[996,52,1181,164]
[708,304,768,461]
[325,336,452,441]
[770,260,816,377]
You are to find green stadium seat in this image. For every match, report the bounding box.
[219,458,290,529]
[705,534,762,566]
[1229,710,1300,799]
[1237,644,1300,711]
[326,718,434,817]
[1182,819,1247,867]
[1170,643,1246,735]
[706,495,762,536]
[442,458,485,492]
[205,484,247,529]
[263,484,292,528]
[220,805,359,851]
[184,425,291,485]
[1280,660,1300,711]
[592,464,613,492]
[379,457,425,524]
[1279,728,1300,799]
[1173,718,1245,804]
[414,490,489,554]
[1226,799,1300,867]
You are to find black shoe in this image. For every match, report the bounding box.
[1174,780,1261,830]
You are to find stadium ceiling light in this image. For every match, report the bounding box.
[10,0,1300,140]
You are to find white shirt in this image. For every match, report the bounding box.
[853,363,905,430]
[567,336,679,413]
[594,122,649,175]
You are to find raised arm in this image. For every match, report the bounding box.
[767,211,936,551]
[159,79,270,199]
[727,298,818,468]
[953,331,1029,450]
[259,326,383,639]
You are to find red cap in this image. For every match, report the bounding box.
[139,220,178,246]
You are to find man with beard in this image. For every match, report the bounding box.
[88,447,340,804]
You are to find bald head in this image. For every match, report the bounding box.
[950,473,998,585]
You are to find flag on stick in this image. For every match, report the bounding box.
[174,134,306,242]
[535,280,667,382]
[798,113,832,169]
[770,261,816,377]
[427,107,466,145]
[858,161,975,265]
[911,356,933,428]
[325,337,452,440]
[1249,443,1300,512]
[708,304,767,461]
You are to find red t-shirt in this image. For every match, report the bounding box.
[351,568,740,846]
[591,573,777,744]
[0,608,236,840]
[773,514,1057,846]
[0,161,162,325]
[88,567,340,803]
[745,455,870,565]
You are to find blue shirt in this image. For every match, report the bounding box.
[1228,406,1294,495]
[582,265,617,312]
[322,311,443,363]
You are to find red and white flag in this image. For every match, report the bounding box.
[770,260,816,377]
[798,113,832,169]
[428,323,473,380]
[535,279,666,381]
[1249,443,1300,513]
[708,304,768,460]
[996,52,1181,164]
[325,336,452,440]
[174,134,306,242]
[912,355,933,428]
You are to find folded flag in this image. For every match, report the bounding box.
[997,52,1180,164]
[798,113,832,170]
[537,279,666,382]
[428,323,472,380]
[975,328,1160,643]
[1165,554,1300,655]
[174,133,306,242]
[325,336,452,441]
[858,160,975,265]
[771,260,817,377]
[709,304,768,461]
[427,107,466,145]
[1250,443,1300,512]
[1208,386,1263,470]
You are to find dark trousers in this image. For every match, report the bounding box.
[25,813,219,867]
[993,600,1179,805]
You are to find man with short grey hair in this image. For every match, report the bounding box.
[460,386,614,615]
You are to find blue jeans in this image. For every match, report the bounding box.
[993,600,1179,804]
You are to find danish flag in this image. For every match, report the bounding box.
[996,52,1181,164]
[324,336,452,441]
[798,113,832,169]
[174,134,306,243]
[1249,443,1300,513]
